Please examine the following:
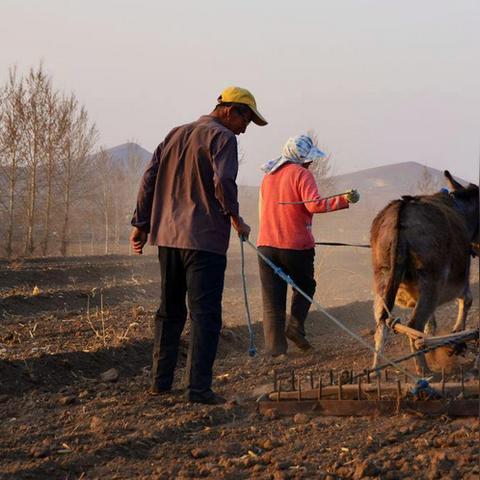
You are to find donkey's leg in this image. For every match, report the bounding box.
[452,287,473,333]
[407,282,439,375]
[372,294,389,371]
[424,313,437,336]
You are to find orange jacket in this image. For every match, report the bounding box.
[257,163,349,250]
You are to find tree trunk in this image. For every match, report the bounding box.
[6,151,17,258]
[90,227,94,255]
[113,196,120,253]
[24,161,37,256]
[41,145,55,256]
[104,208,109,255]
[60,160,71,257]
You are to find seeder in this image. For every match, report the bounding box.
[258,320,479,417]
[258,366,479,417]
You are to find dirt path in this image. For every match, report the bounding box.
[1,253,479,479]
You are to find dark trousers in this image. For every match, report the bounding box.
[152,247,227,395]
[258,247,316,356]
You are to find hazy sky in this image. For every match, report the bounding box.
[1,0,479,185]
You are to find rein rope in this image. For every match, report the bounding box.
[239,237,257,357]
[315,241,371,248]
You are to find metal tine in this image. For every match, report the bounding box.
[396,379,402,401]
[291,369,296,391]
[338,374,343,400]
[376,375,381,400]
[318,375,323,400]
[357,376,362,400]
[460,365,465,397]
[441,368,446,396]
[349,370,354,384]
[329,369,334,386]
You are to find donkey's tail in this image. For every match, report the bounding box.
[372,198,410,322]
[385,198,411,320]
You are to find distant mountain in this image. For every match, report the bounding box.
[331,161,468,200]
[237,162,473,243]
[315,162,472,243]
[102,142,152,170]
[96,148,472,242]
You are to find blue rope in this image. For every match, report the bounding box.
[239,237,257,357]
[245,239,420,383]
[410,379,439,400]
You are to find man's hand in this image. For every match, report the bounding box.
[130,227,148,254]
[231,215,251,240]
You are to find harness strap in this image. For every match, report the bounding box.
[315,241,371,248]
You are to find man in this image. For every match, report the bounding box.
[257,135,359,359]
[130,86,267,404]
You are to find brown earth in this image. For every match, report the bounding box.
[0,248,479,479]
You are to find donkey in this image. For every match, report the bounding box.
[370,171,479,374]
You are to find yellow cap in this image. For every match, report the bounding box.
[217,86,268,126]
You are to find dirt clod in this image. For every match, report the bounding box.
[431,451,454,476]
[191,448,209,459]
[89,416,105,433]
[293,413,309,424]
[353,459,380,479]
[100,368,119,382]
[58,395,76,406]
[30,444,50,458]
[273,470,287,480]
[263,408,278,420]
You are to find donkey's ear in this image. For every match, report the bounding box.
[444,170,464,191]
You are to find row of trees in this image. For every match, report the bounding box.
[94,146,147,256]
[0,65,145,258]
[0,64,439,259]
[0,65,97,257]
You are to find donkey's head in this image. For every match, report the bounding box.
[444,171,479,244]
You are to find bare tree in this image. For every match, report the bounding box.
[58,95,97,256]
[93,148,115,254]
[40,87,61,255]
[124,141,147,203]
[306,129,336,195]
[237,142,246,166]
[0,63,98,258]
[22,65,51,255]
[415,165,440,194]
[0,67,25,257]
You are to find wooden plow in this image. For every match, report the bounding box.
[387,320,478,352]
[258,323,480,417]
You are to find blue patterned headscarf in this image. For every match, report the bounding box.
[261,135,326,174]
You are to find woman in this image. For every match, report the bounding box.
[257,135,359,359]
